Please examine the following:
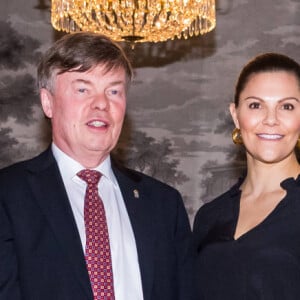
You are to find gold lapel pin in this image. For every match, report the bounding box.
[133,189,139,199]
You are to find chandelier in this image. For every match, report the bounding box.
[51,0,216,43]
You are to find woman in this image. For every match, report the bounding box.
[193,53,300,299]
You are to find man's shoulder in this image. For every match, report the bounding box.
[0,147,53,177]
[112,159,180,195]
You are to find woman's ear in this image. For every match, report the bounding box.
[40,88,54,118]
[229,102,240,129]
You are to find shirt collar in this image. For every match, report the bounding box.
[51,143,118,187]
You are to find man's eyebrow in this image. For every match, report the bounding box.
[71,79,92,84]
[107,80,126,86]
[71,79,125,86]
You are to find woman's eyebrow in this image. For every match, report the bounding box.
[243,96,300,102]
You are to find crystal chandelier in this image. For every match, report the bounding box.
[51,0,216,43]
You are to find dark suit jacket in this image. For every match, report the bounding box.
[0,148,195,300]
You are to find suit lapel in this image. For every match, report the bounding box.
[113,164,156,300]
[26,149,93,300]
[26,150,157,300]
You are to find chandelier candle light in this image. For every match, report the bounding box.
[51,0,216,43]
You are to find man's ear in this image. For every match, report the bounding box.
[229,102,240,129]
[40,88,54,118]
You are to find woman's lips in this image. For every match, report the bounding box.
[257,133,283,140]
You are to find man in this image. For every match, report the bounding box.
[0,33,194,300]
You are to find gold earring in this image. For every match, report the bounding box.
[232,128,243,145]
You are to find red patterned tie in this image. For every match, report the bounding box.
[77,169,115,300]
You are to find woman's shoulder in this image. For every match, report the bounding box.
[192,180,242,249]
[193,178,242,230]
[194,190,231,223]
[200,178,241,212]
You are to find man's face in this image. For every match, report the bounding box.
[40,64,127,167]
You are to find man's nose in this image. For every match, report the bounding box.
[91,93,109,111]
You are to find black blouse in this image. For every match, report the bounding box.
[193,175,300,300]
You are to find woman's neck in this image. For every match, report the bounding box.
[242,155,300,195]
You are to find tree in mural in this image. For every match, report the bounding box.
[113,124,194,219]
[214,110,246,162]
[0,21,47,167]
[0,20,41,70]
[0,128,19,168]
[0,74,40,124]
[198,111,247,204]
[114,127,189,187]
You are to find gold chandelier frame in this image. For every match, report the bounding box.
[51,0,216,43]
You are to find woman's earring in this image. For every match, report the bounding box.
[232,128,243,145]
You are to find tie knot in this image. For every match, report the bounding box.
[77,169,101,186]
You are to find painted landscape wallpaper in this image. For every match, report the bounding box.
[0,0,299,223]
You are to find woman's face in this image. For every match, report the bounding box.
[230,71,300,165]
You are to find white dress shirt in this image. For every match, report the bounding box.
[52,143,144,300]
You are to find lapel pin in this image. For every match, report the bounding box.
[133,189,139,199]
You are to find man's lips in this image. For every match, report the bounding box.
[86,120,109,128]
